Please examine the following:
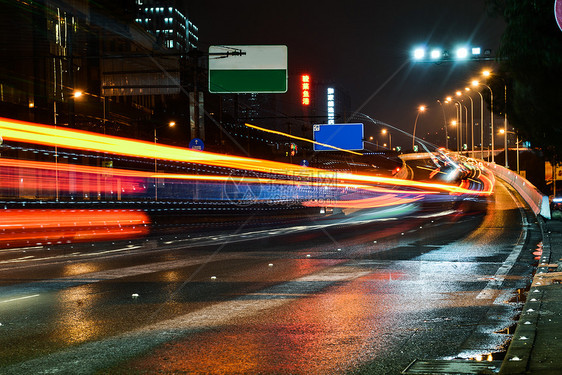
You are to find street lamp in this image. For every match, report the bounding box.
[412,105,426,150]
[382,128,392,150]
[473,76,495,163]
[482,69,508,167]
[463,88,475,157]
[455,91,469,153]
[154,121,176,200]
[451,120,460,152]
[452,99,463,152]
[73,89,108,133]
[437,100,449,150]
[471,80,485,160]
[499,128,519,174]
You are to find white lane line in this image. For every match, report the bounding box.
[477,182,528,300]
[0,294,40,304]
[91,246,142,256]
[0,246,142,266]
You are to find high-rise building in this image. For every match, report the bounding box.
[134,0,198,53]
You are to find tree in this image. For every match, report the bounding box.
[486,0,562,161]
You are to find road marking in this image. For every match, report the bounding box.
[477,182,528,300]
[0,294,40,304]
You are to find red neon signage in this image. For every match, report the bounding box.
[301,74,310,106]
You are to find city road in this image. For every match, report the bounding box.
[0,179,541,374]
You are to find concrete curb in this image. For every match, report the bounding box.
[499,216,553,374]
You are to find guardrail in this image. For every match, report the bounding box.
[399,153,551,219]
[483,162,551,219]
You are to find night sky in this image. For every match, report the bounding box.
[186,1,506,148]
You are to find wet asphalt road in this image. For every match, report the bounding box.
[0,179,542,374]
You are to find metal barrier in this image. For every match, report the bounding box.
[398,152,551,219]
[483,162,551,219]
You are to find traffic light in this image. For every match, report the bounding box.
[290,142,298,156]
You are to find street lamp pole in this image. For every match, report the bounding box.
[463,104,468,154]
[453,100,463,151]
[463,88,475,157]
[382,128,391,150]
[474,82,494,162]
[73,90,108,133]
[504,84,508,168]
[437,100,449,150]
[500,129,519,174]
[412,105,425,151]
[471,81,485,160]
[480,70,495,163]
[153,122,176,201]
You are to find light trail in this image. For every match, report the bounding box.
[0,117,493,196]
[0,209,149,248]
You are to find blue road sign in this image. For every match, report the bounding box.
[189,138,204,151]
[313,123,364,151]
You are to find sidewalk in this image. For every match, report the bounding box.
[500,216,562,374]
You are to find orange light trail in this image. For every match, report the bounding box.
[0,117,493,197]
[0,209,149,248]
[302,194,423,209]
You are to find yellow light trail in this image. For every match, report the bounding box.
[0,117,493,196]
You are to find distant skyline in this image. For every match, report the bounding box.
[186,1,506,149]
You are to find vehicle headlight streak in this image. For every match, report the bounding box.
[0,117,494,200]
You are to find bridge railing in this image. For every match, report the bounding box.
[483,162,551,219]
[399,152,550,219]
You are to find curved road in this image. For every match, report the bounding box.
[0,178,542,374]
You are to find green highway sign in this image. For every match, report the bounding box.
[209,45,288,93]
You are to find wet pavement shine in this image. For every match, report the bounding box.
[0,179,546,374]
